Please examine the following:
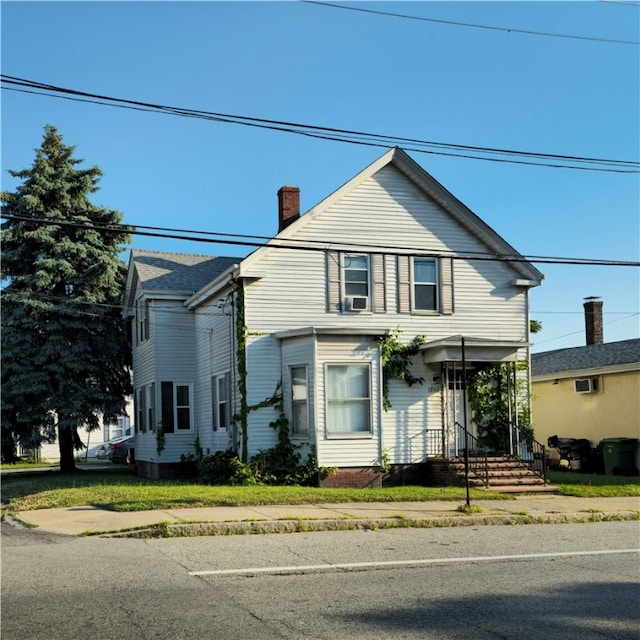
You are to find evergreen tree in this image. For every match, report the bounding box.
[1,125,133,471]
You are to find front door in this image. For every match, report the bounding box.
[442,365,474,457]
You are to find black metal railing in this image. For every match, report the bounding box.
[508,423,547,482]
[455,422,489,487]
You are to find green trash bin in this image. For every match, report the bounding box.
[599,438,639,476]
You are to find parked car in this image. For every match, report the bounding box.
[105,436,135,464]
[95,442,112,460]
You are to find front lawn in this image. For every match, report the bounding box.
[0,467,508,512]
[2,467,638,514]
[548,470,640,497]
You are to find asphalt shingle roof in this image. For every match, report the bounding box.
[131,250,239,294]
[531,338,640,377]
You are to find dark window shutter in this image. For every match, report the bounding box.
[372,254,386,313]
[439,257,454,315]
[224,372,231,428]
[144,301,150,340]
[211,377,218,431]
[397,255,411,313]
[326,251,341,312]
[161,381,175,433]
[149,382,156,432]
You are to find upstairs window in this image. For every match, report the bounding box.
[327,251,386,314]
[344,254,370,297]
[397,256,454,315]
[413,258,438,311]
[136,298,149,344]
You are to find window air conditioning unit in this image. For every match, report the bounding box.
[345,296,368,312]
[574,378,598,394]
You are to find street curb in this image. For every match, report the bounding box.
[101,511,640,538]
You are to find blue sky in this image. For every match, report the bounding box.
[2,1,638,352]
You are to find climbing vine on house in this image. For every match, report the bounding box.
[196,381,323,485]
[233,277,249,462]
[377,329,427,410]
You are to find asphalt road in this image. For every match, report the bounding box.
[2,521,639,639]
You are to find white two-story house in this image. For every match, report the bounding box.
[124,148,544,485]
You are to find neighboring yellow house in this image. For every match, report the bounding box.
[531,338,640,448]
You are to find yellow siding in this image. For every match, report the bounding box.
[532,370,640,446]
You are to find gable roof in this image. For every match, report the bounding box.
[531,339,640,378]
[125,250,238,307]
[241,147,544,285]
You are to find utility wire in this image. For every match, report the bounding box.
[2,213,639,268]
[2,75,638,173]
[302,1,640,46]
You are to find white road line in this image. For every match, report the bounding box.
[189,548,640,576]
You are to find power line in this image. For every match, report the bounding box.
[2,213,639,268]
[533,312,640,346]
[2,75,638,173]
[302,1,640,46]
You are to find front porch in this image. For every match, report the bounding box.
[419,335,555,494]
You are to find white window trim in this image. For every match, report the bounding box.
[411,256,440,314]
[174,382,194,432]
[290,365,310,439]
[324,362,373,438]
[136,297,149,344]
[342,253,372,312]
[213,372,230,431]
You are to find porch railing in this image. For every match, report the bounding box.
[455,422,490,488]
[508,423,548,482]
[424,424,547,485]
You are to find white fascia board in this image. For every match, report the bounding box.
[185,263,240,310]
[273,326,385,340]
[391,150,545,285]
[532,362,640,382]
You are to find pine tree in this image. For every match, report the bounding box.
[1,125,133,471]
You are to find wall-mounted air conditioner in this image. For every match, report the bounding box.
[345,296,369,312]
[574,378,598,394]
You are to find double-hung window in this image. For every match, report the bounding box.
[161,382,193,432]
[290,366,309,437]
[136,386,147,433]
[326,364,371,435]
[136,298,149,344]
[212,373,230,431]
[344,254,370,298]
[413,258,438,312]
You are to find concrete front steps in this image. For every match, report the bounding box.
[435,456,558,494]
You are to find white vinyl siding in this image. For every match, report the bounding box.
[313,338,380,468]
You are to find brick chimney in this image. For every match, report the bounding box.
[278,186,300,232]
[584,296,603,345]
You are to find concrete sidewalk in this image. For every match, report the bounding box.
[9,495,640,537]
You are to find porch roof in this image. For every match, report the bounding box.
[419,335,529,364]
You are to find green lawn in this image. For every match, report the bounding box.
[1,466,637,513]
[0,467,508,512]
[548,470,640,498]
